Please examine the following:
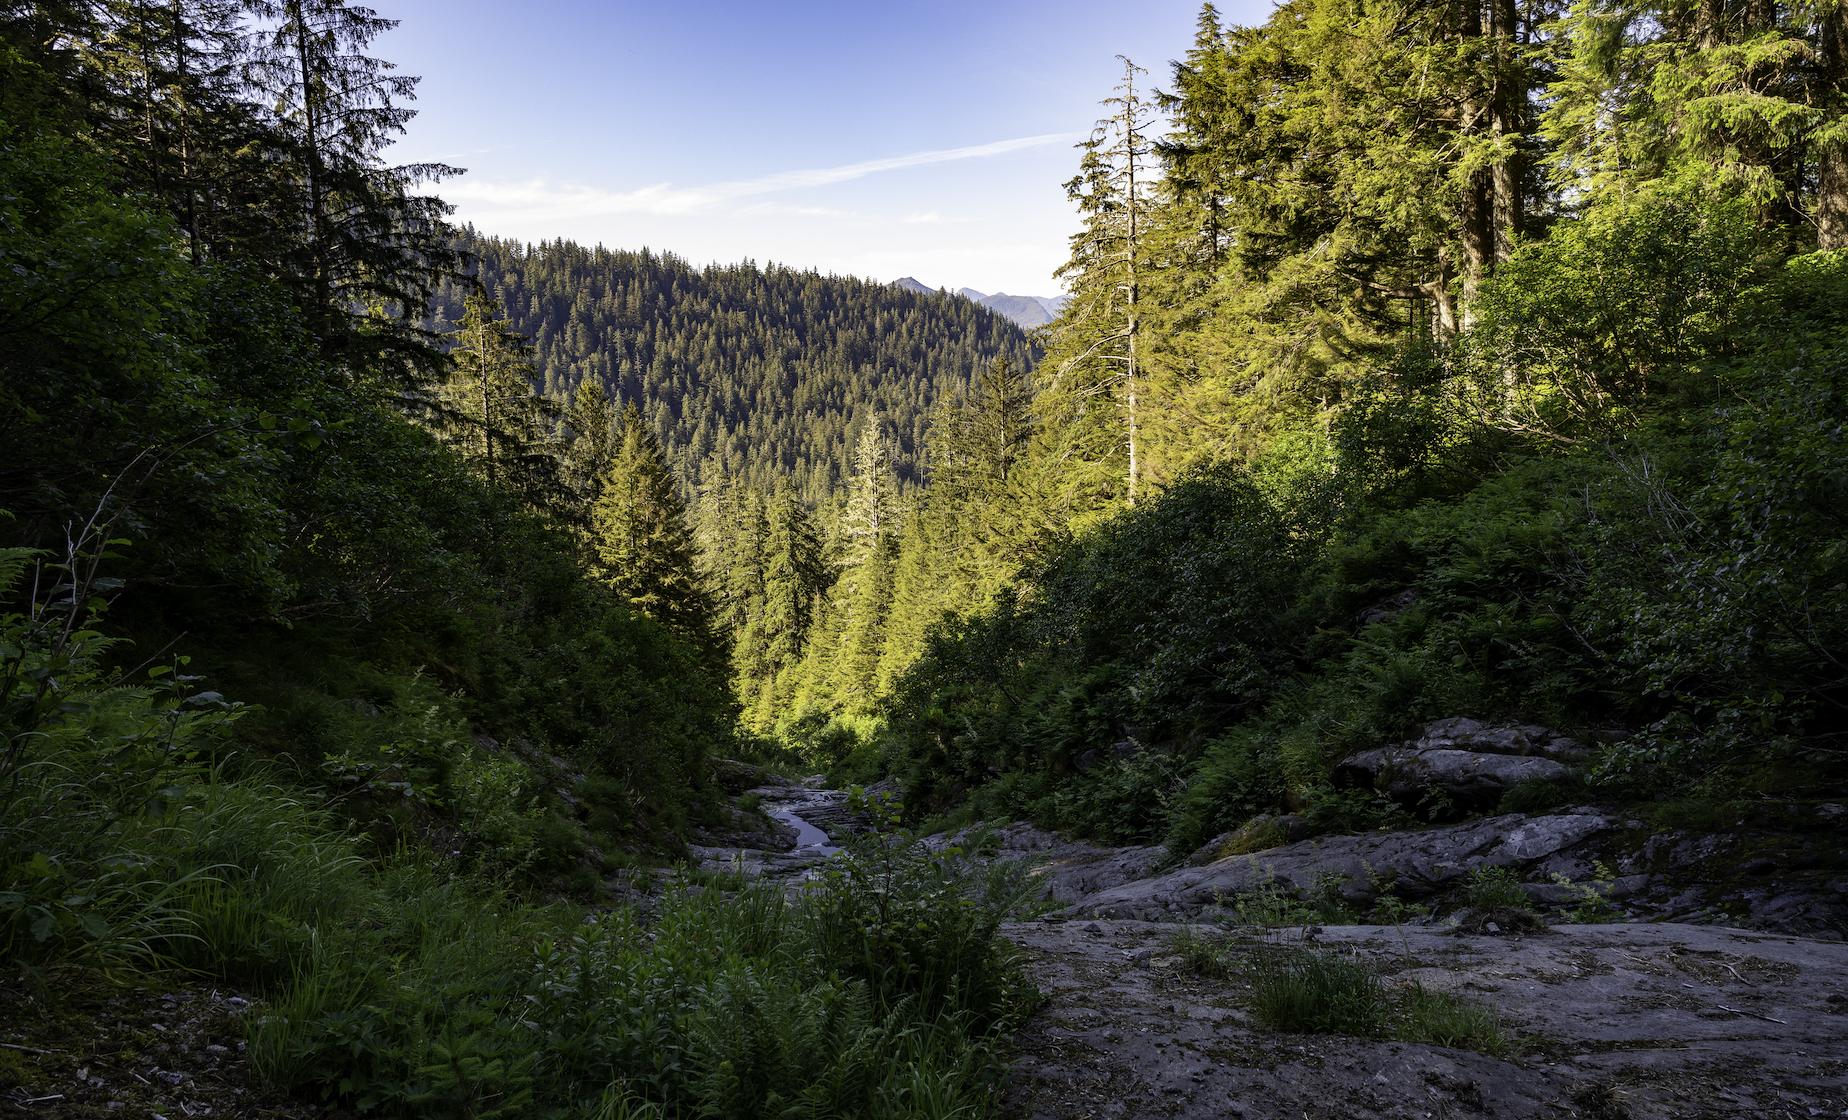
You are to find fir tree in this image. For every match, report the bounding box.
[591,403,721,653]
[246,0,458,377]
[439,292,559,509]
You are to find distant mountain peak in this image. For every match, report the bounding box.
[891,276,1066,328]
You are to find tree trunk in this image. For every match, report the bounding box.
[1488,0,1524,264]
[1455,0,1493,325]
[1819,2,1848,250]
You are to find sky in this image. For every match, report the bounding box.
[374,0,1275,297]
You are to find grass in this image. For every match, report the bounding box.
[1248,946,1390,1035]
[1169,933,1509,1055]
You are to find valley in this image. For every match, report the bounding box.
[4,0,1846,1117]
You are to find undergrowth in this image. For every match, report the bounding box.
[1,548,1035,1118]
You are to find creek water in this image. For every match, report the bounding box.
[767,797,841,855]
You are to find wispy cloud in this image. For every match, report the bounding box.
[901,210,945,225]
[443,132,1075,219]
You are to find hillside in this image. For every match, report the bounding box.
[438,236,1038,500]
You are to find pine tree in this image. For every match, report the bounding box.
[439,292,559,509]
[591,403,720,652]
[79,1,246,265]
[842,419,898,559]
[1048,56,1156,509]
[562,376,620,506]
[757,483,827,680]
[246,0,458,376]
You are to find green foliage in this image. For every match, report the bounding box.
[883,465,1303,839]
[1247,946,1507,1053]
[1550,863,1623,923]
[1398,982,1509,1055]
[1248,947,1390,1036]
[437,231,1036,503]
[2,561,1030,1118]
[1463,867,1531,913]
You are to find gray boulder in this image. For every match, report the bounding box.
[1064,809,1617,920]
[1337,717,1591,808]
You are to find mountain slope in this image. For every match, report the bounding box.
[952,286,1066,328]
[439,235,1038,500]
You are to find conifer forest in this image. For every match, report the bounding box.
[3,2,1847,1117]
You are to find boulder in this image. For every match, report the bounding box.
[1064,809,1618,920]
[1184,813,1312,865]
[927,821,1167,905]
[1336,717,1590,808]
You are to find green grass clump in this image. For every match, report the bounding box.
[1168,927,1238,979]
[1398,982,1508,1054]
[1239,945,1508,1054]
[1463,867,1531,911]
[1249,947,1389,1035]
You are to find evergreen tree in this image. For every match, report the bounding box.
[439,292,558,509]
[842,419,899,559]
[562,376,621,506]
[246,0,457,376]
[434,233,1037,504]
[1046,56,1156,510]
[591,403,720,652]
[756,483,827,683]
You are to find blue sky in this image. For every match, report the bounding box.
[376,0,1274,296]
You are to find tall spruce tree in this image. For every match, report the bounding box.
[591,403,720,653]
[246,0,457,376]
[1047,56,1156,510]
[562,376,621,507]
[439,292,559,509]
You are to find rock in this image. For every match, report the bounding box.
[927,821,1167,904]
[709,757,787,795]
[1356,588,1418,626]
[1004,917,1848,1120]
[1186,814,1312,864]
[1065,810,1617,921]
[1416,717,1594,762]
[1336,717,1590,809]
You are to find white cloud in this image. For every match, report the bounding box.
[901,210,945,225]
[732,201,863,220]
[442,132,1076,221]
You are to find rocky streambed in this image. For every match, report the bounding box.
[693,754,1848,1120]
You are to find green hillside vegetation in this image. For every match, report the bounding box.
[436,230,1037,502]
[857,0,1848,844]
[0,3,1027,1116]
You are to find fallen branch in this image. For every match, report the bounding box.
[0,1043,63,1056]
[1715,1004,1787,1025]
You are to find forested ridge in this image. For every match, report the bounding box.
[0,3,1029,1116]
[436,231,1036,502]
[847,0,1848,851]
[4,0,1848,1115]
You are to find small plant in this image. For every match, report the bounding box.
[1457,866,1547,933]
[1463,866,1530,911]
[1167,927,1236,979]
[1227,871,1359,927]
[1551,861,1622,922]
[1248,946,1390,1035]
[1398,982,1508,1055]
[1239,945,1510,1054]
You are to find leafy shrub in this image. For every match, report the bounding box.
[1463,867,1530,912]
